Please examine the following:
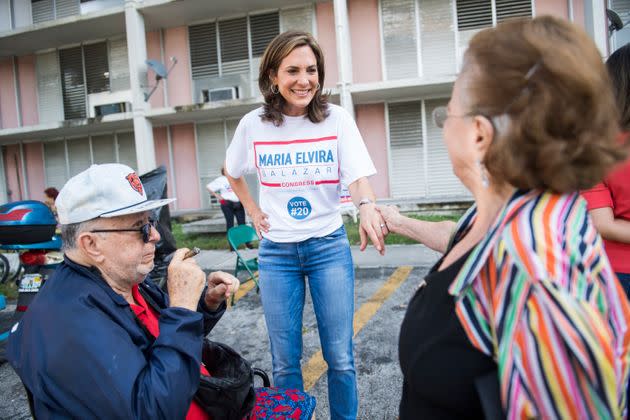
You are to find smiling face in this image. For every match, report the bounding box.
[271,45,319,116]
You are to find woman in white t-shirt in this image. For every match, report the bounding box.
[206,167,247,241]
[225,31,386,420]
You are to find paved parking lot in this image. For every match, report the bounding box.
[0,245,438,419]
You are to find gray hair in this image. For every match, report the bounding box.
[60,220,96,252]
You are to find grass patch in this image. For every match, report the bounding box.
[0,282,18,300]
[172,213,463,250]
[171,223,230,250]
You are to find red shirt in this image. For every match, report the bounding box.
[582,156,630,274]
[130,285,210,420]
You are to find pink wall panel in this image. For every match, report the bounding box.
[3,144,23,202]
[355,104,389,198]
[573,1,585,28]
[170,123,200,209]
[164,27,192,107]
[153,126,176,210]
[25,142,45,201]
[349,0,382,83]
[315,2,339,89]
[0,58,19,129]
[17,55,39,127]
[146,31,166,109]
[534,0,568,19]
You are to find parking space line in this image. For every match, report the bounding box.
[234,273,258,303]
[302,266,414,391]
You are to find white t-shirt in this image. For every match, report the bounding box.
[225,104,376,242]
[206,176,239,202]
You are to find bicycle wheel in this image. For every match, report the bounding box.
[0,253,9,284]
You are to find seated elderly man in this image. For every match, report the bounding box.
[7,163,239,418]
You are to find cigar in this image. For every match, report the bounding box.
[183,247,200,259]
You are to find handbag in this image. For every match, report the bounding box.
[133,284,256,419]
[195,339,256,420]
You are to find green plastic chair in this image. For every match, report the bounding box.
[227,225,259,289]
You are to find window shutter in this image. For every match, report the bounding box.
[219,17,249,76]
[189,22,218,79]
[196,121,227,208]
[91,134,116,164]
[109,38,130,91]
[280,6,313,33]
[36,51,64,123]
[31,0,54,24]
[55,0,78,19]
[611,0,630,49]
[495,0,531,22]
[456,0,492,30]
[44,140,68,189]
[424,99,469,198]
[60,46,86,120]
[250,12,279,57]
[381,0,419,80]
[66,137,91,176]
[84,42,110,94]
[388,101,426,197]
[420,0,456,77]
[116,132,137,170]
[13,0,32,29]
[0,0,11,32]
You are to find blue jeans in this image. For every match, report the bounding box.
[258,226,357,420]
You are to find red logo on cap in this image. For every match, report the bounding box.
[125,172,143,196]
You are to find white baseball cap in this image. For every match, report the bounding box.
[56,163,176,224]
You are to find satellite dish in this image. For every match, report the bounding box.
[146,60,168,80]
[607,9,626,35]
[144,57,178,101]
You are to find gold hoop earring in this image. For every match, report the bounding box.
[271,85,279,94]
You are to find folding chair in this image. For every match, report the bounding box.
[227,225,259,291]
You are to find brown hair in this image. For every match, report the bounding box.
[462,16,625,192]
[607,42,630,131]
[44,187,59,200]
[258,30,329,126]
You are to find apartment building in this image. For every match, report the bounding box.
[0,0,627,212]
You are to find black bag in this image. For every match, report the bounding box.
[195,340,256,420]
[133,285,256,419]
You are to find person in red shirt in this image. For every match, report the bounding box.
[582,43,630,295]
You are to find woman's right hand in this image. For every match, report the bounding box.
[250,208,270,239]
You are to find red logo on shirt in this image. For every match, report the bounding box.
[125,173,144,196]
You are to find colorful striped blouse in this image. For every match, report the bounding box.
[448,189,630,419]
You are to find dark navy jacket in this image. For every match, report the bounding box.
[8,257,225,419]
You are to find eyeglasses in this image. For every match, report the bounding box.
[90,219,158,243]
[432,106,475,129]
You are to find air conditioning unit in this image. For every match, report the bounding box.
[94,102,131,117]
[201,86,239,103]
[88,90,132,118]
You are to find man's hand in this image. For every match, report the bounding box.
[167,248,207,311]
[204,271,240,311]
[359,203,387,255]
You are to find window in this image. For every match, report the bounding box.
[43,133,136,190]
[380,0,456,80]
[31,0,80,24]
[387,100,469,199]
[456,0,532,31]
[610,0,630,52]
[189,12,280,102]
[50,39,127,121]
